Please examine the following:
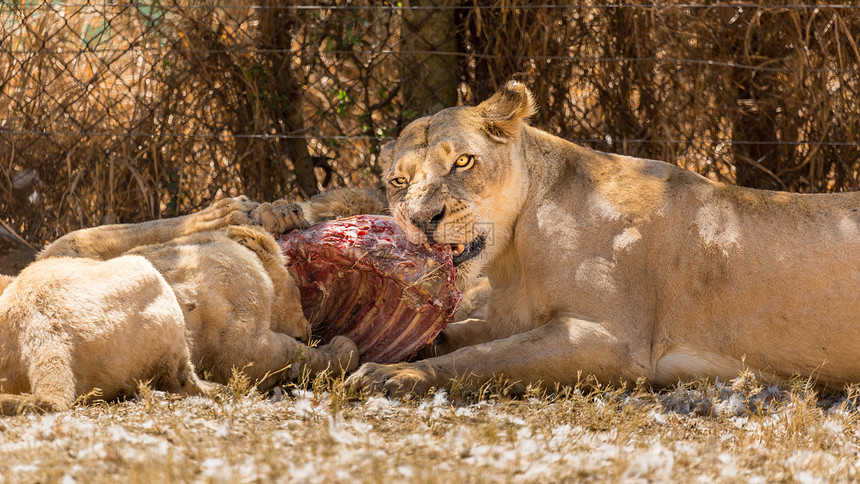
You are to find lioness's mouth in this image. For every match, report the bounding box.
[451,235,485,266]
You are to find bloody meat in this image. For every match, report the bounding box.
[277,215,462,364]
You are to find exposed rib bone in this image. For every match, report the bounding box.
[278,215,461,364]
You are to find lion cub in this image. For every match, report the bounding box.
[23,197,357,410]
[0,256,211,415]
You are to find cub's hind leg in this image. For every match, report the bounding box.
[0,322,76,416]
[227,226,358,386]
[212,330,359,391]
[215,226,359,388]
[225,225,310,341]
[143,226,359,391]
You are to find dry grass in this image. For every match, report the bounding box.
[2,371,859,483]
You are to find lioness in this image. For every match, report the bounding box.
[348,82,860,395]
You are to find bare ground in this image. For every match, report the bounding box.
[1,371,859,483]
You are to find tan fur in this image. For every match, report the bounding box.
[453,278,491,321]
[299,187,388,224]
[0,275,12,294]
[1,256,212,415]
[0,197,358,414]
[349,82,860,396]
[254,187,387,230]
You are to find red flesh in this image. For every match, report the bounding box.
[277,215,462,364]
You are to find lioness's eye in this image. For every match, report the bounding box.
[390,176,408,188]
[453,154,475,171]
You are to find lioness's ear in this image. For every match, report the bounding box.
[377,141,395,176]
[476,81,536,143]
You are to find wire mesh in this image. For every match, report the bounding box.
[1,1,859,248]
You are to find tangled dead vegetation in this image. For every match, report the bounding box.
[2,3,858,250]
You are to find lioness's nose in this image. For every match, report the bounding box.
[410,206,446,242]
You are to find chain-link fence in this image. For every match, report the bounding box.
[2,1,859,251]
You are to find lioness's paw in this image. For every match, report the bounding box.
[318,335,360,373]
[193,196,259,230]
[250,200,308,234]
[345,362,436,398]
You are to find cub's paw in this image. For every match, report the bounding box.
[346,362,437,398]
[199,381,228,398]
[317,336,360,374]
[181,377,225,398]
[192,196,259,230]
[250,200,308,234]
[225,225,281,258]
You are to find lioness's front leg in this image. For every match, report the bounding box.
[40,196,259,260]
[413,318,497,359]
[348,315,650,397]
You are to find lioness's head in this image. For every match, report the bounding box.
[381,82,535,285]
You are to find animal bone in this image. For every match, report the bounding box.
[278,215,461,364]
